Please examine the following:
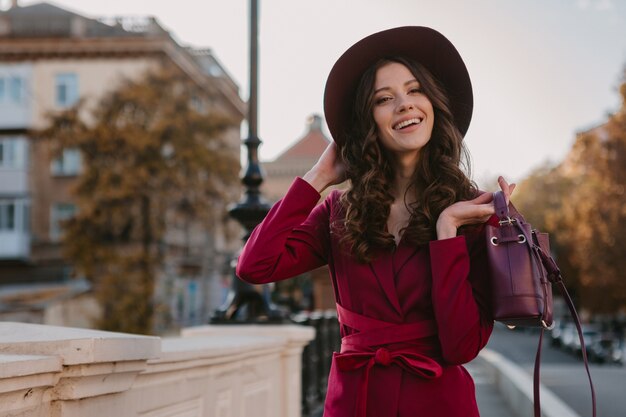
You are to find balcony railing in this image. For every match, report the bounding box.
[0,321,314,417]
[0,230,30,259]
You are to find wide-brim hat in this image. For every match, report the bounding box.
[323,26,473,146]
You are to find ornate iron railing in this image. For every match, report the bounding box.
[292,310,341,416]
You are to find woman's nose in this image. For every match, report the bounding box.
[396,99,414,113]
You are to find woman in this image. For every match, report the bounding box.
[237,26,514,417]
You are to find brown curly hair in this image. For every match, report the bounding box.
[337,56,477,263]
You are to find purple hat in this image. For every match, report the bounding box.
[323,26,473,145]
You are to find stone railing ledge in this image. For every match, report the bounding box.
[0,354,62,379]
[0,322,161,365]
[181,324,316,347]
[143,334,287,375]
[0,353,62,401]
[50,359,153,400]
[156,334,285,364]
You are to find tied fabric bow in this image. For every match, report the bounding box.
[335,347,443,417]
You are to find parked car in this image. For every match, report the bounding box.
[588,333,620,364]
[550,319,566,347]
[612,338,626,365]
[559,322,578,353]
[572,325,601,357]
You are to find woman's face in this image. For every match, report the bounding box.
[372,62,434,163]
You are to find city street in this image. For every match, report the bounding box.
[486,323,625,417]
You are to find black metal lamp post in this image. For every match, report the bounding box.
[211,0,287,323]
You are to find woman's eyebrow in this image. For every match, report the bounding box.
[373,79,419,95]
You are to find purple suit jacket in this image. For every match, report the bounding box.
[237,178,495,417]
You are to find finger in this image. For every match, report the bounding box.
[479,203,496,216]
[466,207,496,226]
[456,210,495,227]
[505,183,516,205]
[498,176,514,205]
[462,203,495,221]
[471,192,493,204]
[498,176,511,196]
[499,177,513,200]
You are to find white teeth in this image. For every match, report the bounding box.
[394,118,422,130]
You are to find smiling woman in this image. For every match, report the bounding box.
[236,26,515,417]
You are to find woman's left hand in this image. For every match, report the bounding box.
[435,176,516,240]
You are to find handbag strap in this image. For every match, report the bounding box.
[532,264,597,417]
[493,190,526,223]
[493,190,509,219]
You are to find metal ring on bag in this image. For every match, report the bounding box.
[490,237,499,246]
[517,234,526,244]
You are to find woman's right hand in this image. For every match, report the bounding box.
[435,176,516,240]
[303,142,346,193]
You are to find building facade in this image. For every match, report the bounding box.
[261,114,330,202]
[0,2,245,330]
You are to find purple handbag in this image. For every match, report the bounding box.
[485,191,596,417]
[485,191,554,328]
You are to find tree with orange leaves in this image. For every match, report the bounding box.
[39,67,240,334]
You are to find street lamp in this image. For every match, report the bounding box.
[211,0,287,323]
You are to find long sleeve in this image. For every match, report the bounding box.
[429,229,494,365]
[236,177,333,284]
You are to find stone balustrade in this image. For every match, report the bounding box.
[0,322,315,417]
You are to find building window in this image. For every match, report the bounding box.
[9,76,23,103]
[22,203,30,232]
[190,95,206,113]
[0,201,15,231]
[0,199,29,232]
[0,137,27,169]
[0,76,24,104]
[0,140,16,168]
[51,148,82,176]
[50,203,76,241]
[0,138,26,169]
[55,73,79,107]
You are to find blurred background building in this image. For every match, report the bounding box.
[261,114,328,202]
[0,1,244,329]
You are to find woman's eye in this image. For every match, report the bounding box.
[375,96,391,105]
[409,87,422,94]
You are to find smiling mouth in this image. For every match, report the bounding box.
[393,118,423,130]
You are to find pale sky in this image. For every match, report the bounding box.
[11,0,626,186]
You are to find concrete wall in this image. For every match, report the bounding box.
[0,322,314,417]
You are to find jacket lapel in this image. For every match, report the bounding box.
[369,255,403,317]
[393,245,421,278]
